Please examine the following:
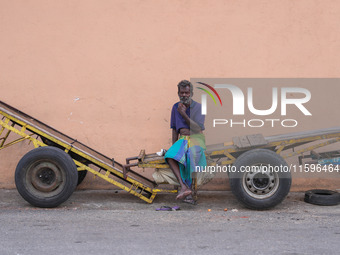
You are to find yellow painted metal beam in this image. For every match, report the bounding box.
[283,137,340,159]
[0,109,159,203]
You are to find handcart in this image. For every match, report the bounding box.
[124,130,340,209]
[1,100,339,209]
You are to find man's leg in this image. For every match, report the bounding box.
[167,158,192,200]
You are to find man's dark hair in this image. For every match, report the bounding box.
[177,80,193,94]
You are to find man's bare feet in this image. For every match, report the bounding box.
[176,188,192,200]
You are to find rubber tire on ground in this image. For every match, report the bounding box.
[15,146,78,208]
[229,149,292,210]
[304,189,340,206]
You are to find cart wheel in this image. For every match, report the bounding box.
[229,149,291,210]
[15,146,78,208]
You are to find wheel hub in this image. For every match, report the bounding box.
[243,166,279,199]
[30,162,62,192]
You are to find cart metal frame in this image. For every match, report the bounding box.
[0,101,176,205]
[1,100,339,207]
[125,129,340,173]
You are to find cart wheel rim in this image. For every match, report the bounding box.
[26,160,65,196]
[242,164,280,199]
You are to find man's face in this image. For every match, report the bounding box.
[178,86,192,105]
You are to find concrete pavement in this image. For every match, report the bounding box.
[0,189,339,255]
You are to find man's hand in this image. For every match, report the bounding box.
[178,102,202,134]
[177,103,187,117]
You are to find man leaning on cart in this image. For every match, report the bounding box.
[164,80,207,202]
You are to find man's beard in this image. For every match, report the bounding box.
[180,96,191,105]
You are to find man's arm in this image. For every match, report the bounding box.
[172,128,179,144]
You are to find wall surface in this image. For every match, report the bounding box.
[1,0,339,191]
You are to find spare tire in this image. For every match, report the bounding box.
[229,149,292,210]
[15,146,78,208]
[304,189,340,206]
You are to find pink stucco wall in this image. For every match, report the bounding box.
[1,0,339,190]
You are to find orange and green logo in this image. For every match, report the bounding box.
[196,82,223,107]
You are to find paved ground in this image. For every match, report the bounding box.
[0,189,339,255]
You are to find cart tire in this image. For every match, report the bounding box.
[77,170,87,186]
[15,146,78,208]
[229,149,291,210]
[304,189,340,206]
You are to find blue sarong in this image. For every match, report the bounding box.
[164,133,207,188]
